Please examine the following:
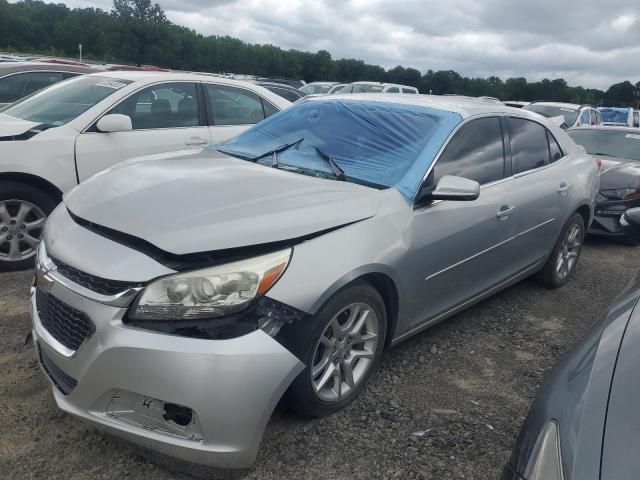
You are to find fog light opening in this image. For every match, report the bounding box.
[162,403,193,426]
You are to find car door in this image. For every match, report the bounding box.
[508,116,573,271]
[399,116,522,332]
[203,83,279,144]
[75,81,211,181]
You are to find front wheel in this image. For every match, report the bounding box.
[0,181,58,272]
[286,282,387,417]
[539,213,585,288]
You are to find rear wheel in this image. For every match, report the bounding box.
[0,181,58,272]
[286,282,386,417]
[539,213,585,288]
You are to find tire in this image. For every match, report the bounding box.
[539,213,585,289]
[284,282,387,418]
[0,181,58,272]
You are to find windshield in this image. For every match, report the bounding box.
[524,104,578,127]
[2,76,132,126]
[568,129,640,161]
[216,98,462,198]
[599,108,630,125]
[300,84,332,95]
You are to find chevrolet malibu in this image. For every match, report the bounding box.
[32,95,599,468]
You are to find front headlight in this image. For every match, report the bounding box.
[601,187,640,200]
[526,421,564,480]
[130,248,291,321]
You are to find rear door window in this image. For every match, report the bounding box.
[386,86,400,93]
[402,87,417,94]
[434,117,506,185]
[508,117,550,174]
[205,84,272,125]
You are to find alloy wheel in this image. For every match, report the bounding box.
[556,222,583,280]
[311,302,379,402]
[0,199,46,262]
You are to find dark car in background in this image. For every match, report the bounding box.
[568,126,640,244]
[503,208,640,480]
[0,62,97,108]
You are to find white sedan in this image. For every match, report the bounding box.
[0,72,291,270]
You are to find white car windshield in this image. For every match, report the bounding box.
[2,76,132,126]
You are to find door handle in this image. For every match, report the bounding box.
[496,205,515,220]
[558,182,571,195]
[185,137,208,146]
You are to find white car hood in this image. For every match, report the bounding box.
[64,149,382,256]
[0,113,43,137]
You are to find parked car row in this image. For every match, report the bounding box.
[300,81,419,95]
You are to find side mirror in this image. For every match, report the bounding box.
[424,175,480,202]
[96,114,132,133]
[621,207,640,241]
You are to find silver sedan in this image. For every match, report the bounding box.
[31,94,599,468]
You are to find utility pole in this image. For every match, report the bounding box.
[79,44,82,63]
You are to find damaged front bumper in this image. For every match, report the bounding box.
[30,259,305,469]
[589,198,639,237]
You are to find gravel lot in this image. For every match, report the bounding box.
[2,239,638,480]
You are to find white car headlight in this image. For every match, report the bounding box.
[130,248,291,321]
[526,421,564,480]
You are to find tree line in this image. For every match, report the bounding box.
[1,0,639,107]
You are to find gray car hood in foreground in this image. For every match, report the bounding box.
[64,150,382,255]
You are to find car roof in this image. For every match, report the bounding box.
[567,125,640,133]
[85,70,270,85]
[306,81,339,86]
[0,61,97,74]
[306,93,541,119]
[528,101,583,109]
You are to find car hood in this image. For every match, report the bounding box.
[64,149,382,256]
[600,275,640,479]
[509,273,640,480]
[0,113,43,137]
[599,157,640,190]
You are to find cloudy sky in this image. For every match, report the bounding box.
[46,0,640,88]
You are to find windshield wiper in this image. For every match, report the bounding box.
[592,152,617,158]
[252,138,304,168]
[313,146,346,180]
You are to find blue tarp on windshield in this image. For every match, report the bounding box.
[216,99,462,200]
[600,107,631,124]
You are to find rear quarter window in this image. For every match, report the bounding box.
[508,117,550,174]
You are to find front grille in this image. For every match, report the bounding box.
[52,257,142,296]
[36,289,95,351]
[37,343,77,395]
